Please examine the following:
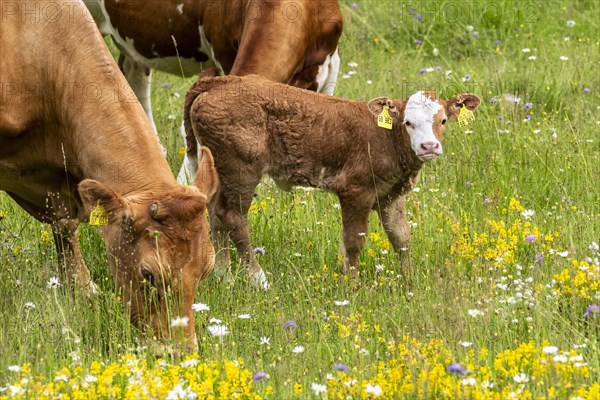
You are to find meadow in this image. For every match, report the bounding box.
[1,0,599,398]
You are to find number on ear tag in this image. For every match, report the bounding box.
[377,106,393,130]
[458,105,475,128]
[89,202,108,226]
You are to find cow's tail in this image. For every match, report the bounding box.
[183,67,221,163]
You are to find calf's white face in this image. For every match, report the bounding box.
[404,91,446,162]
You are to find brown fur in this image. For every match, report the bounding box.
[0,0,218,350]
[185,75,480,280]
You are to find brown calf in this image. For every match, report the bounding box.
[184,75,481,288]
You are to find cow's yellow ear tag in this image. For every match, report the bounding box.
[458,105,475,127]
[89,202,108,226]
[377,106,393,130]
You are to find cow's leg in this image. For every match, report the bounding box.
[177,68,220,185]
[339,196,372,280]
[6,192,98,295]
[176,122,199,184]
[118,55,165,152]
[51,218,99,295]
[375,195,411,272]
[318,47,341,96]
[213,184,269,290]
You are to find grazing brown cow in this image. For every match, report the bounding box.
[184,75,481,287]
[82,0,343,181]
[0,0,218,350]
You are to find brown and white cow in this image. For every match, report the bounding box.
[0,0,218,350]
[184,74,481,287]
[82,0,343,181]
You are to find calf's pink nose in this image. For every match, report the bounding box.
[420,141,440,153]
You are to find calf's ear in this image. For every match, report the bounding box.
[194,146,218,202]
[445,93,481,120]
[78,179,128,222]
[367,97,400,120]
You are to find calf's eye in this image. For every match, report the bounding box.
[404,121,412,127]
[442,119,447,125]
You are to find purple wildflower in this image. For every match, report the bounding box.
[161,83,172,88]
[489,97,499,105]
[253,372,269,381]
[498,115,505,121]
[323,316,329,322]
[414,39,422,45]
[253,247,266,256]
[525,114,533,120]
[524,102,533,110]
[435,66,442,71]
[284,320,298,331]
[584,304,599,317]
[448,363,466,375]
[334,363,349,373]
[525,234,537,242]
[472,32,479,38]
[408,8,415,15]
[509,50,515,56]
[484,197,493,205]
[415,14,423,23]
[583,88,590,93]
[419,68,427,75]
[351,2,358,8]
[465,181,472,187]
[535,253,544,264]
[493,40,502,46]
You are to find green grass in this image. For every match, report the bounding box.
[1,0,599,398]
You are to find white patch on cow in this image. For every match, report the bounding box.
[249,269,270,291]
[404,91,444,161]
[96,1,211,76]
[317,48,340,96]
[176,3,184,14]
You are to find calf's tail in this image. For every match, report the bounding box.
[183,67,221,162]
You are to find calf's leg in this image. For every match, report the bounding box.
[375,195,411,272]
[339,197,372,279]
[208,205,234,285]
[212,185,270,290]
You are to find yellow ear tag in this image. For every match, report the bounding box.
[458,105,475,128]
[377,106,393,130]
[89,202,108,226]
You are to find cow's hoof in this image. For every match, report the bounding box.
[249,269,270,291]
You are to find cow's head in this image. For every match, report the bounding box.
[78,147,218,350]
[400,91,481,162]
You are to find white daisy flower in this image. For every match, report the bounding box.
[192,303,209,312]
[170,316,189,328]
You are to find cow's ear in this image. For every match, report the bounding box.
[194,146,218,202]
[78,179,128,222]
[445,93,481,120]
[367,97,400,121]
